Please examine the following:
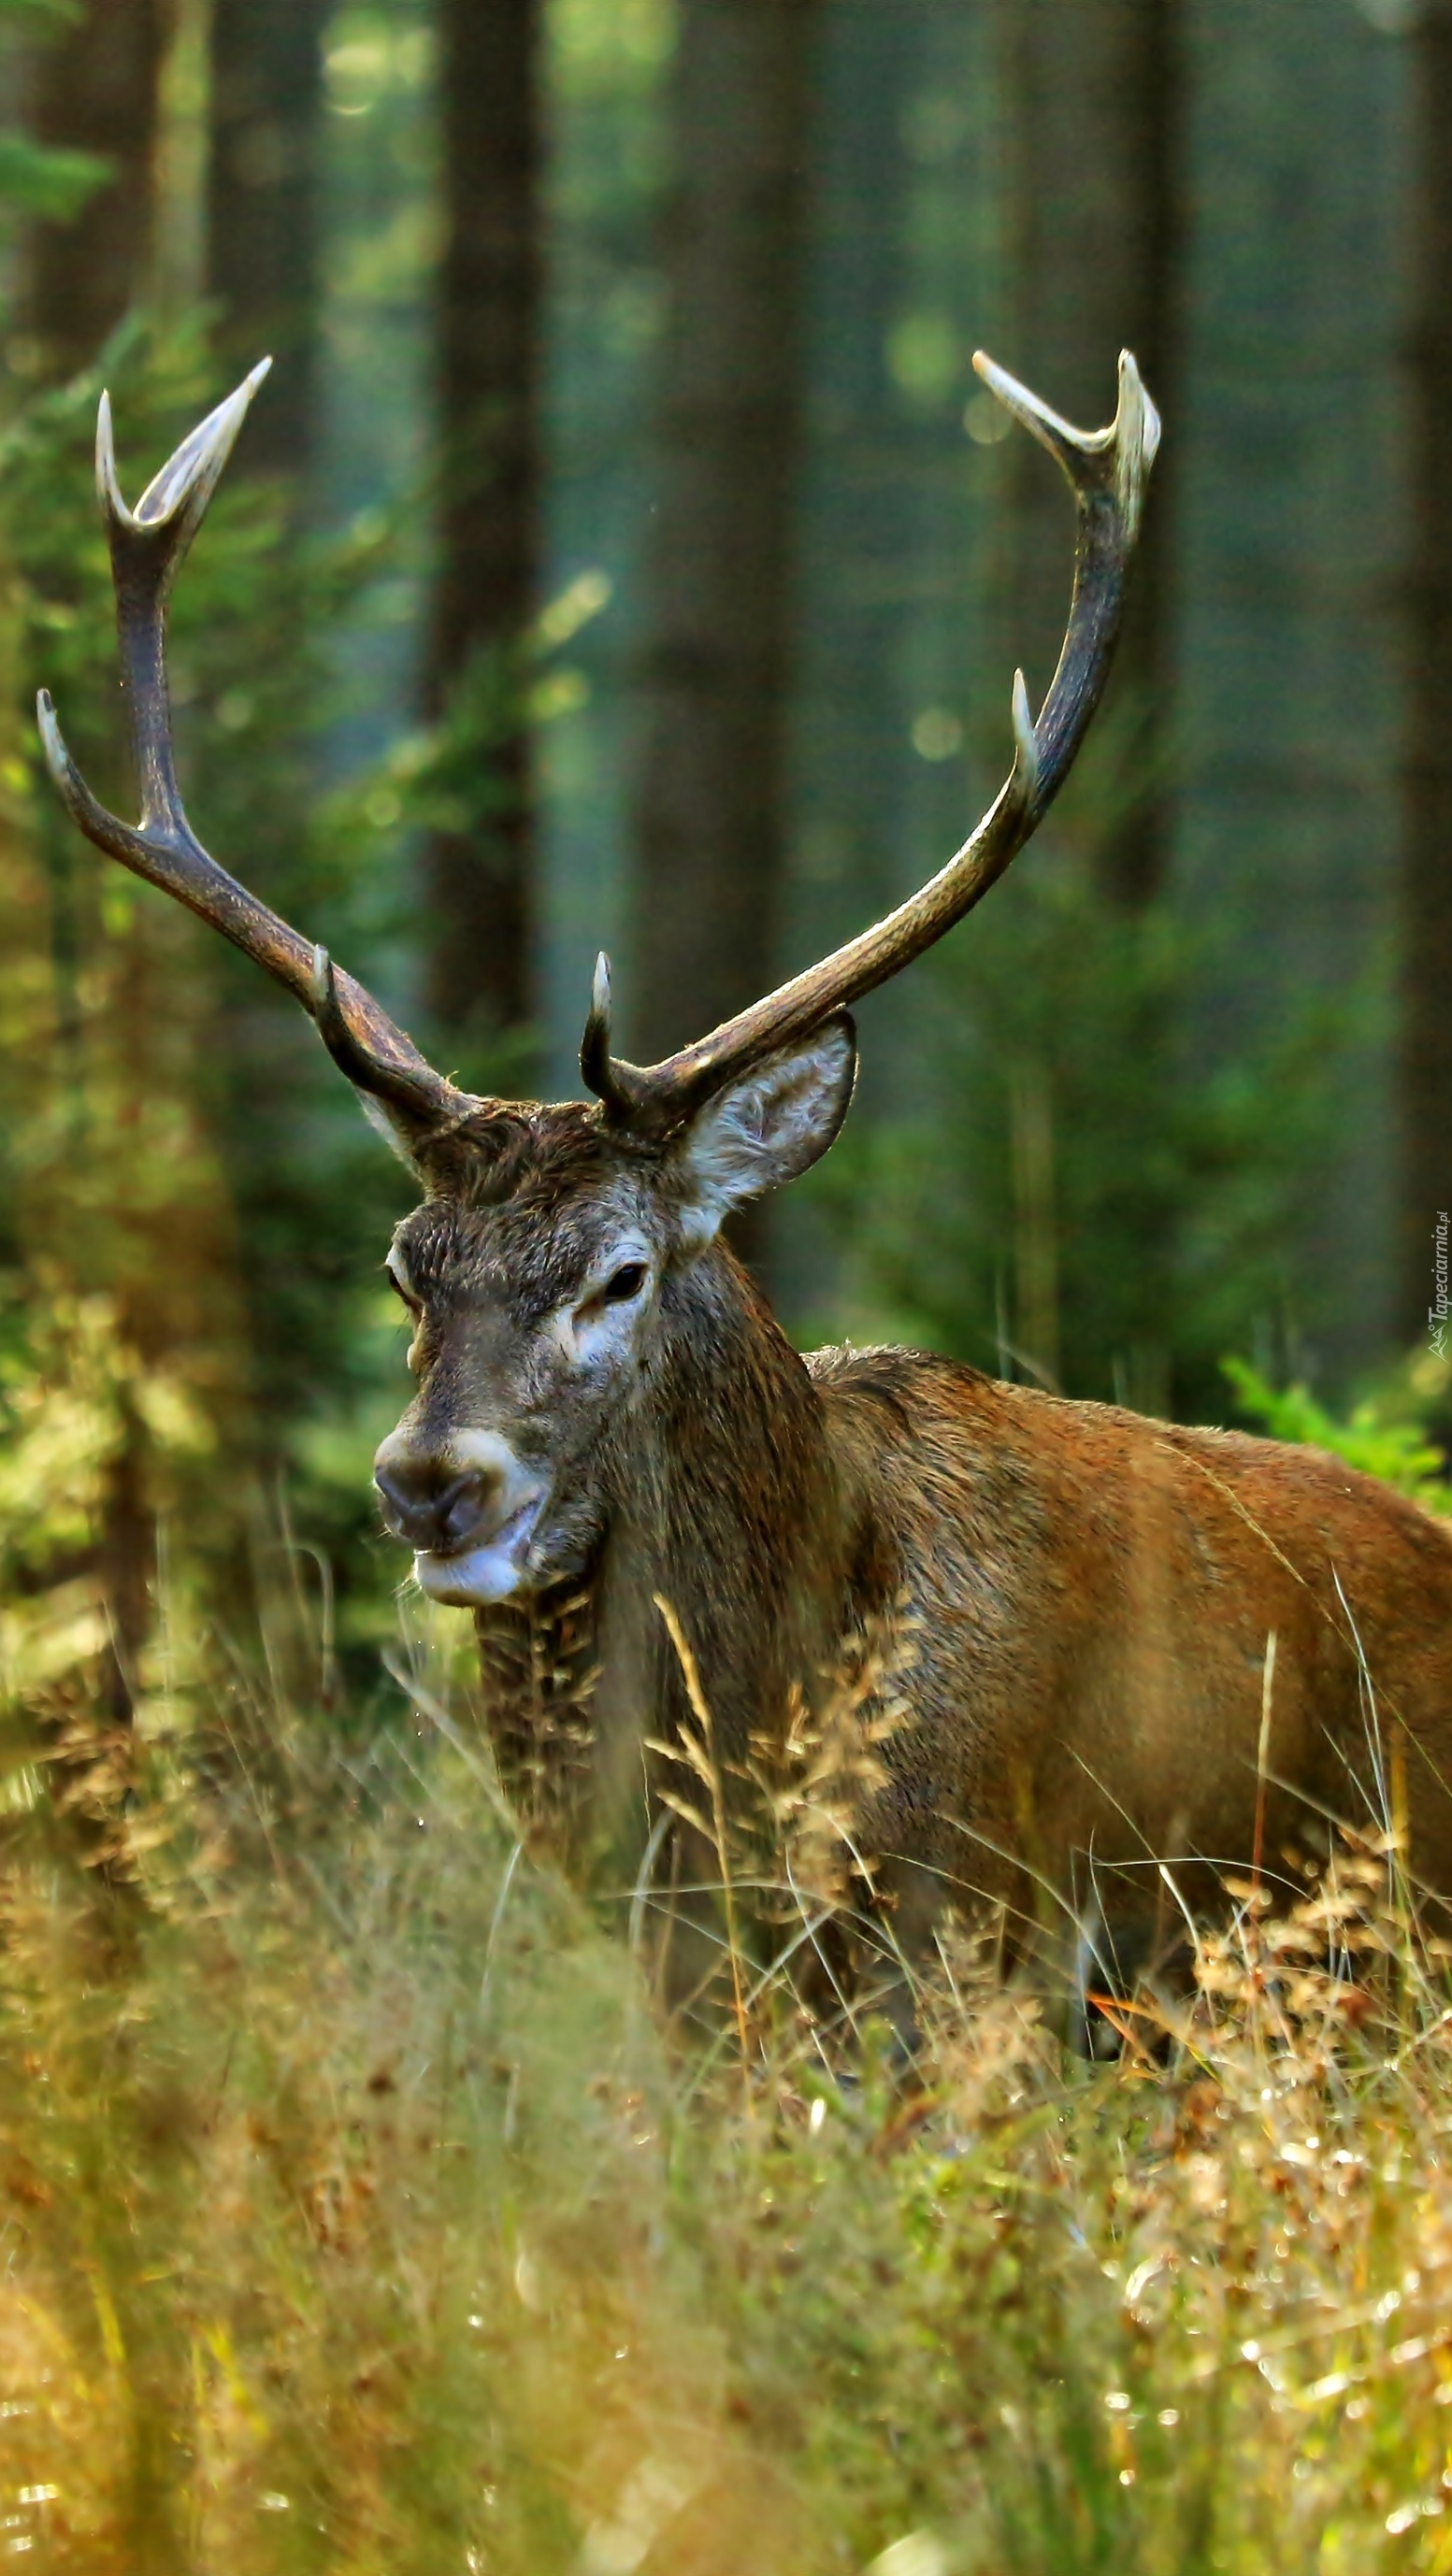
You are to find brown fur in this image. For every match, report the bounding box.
[813,1347,1452,1954]
[391,1111,1452,1955]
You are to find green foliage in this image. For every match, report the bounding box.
[0,318,431,1622]
[0,132,107,226]
[1225,1353,1452,1514]
[0,307,624,1648]
[0,1288,222,1807]
[0,0,108,241]
[813,733,1353,1423]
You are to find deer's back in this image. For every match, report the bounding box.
[810,1347,1452,1929]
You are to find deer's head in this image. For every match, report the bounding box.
[37,350,1157,1605]
[368,1025,855,1603]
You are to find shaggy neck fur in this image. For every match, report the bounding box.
[477,1242,852,1855]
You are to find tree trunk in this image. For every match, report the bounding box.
[1401,6,1452,1347]
[22,0,175,379]
[425,0,541,1042]
[206,0,327,479]
[1001,0,1179,908]
[18,0,183,1778]
[628,0,820,1061]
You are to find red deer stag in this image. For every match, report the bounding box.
[38,355,1452,1977]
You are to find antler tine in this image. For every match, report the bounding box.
[578,951,639,1115]
[582,347,1160,1136]
[37,365,461,1124]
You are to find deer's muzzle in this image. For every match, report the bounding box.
[373,1429,548,1605]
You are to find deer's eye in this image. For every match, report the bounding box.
[600,1262,648,1305]
[571,1260,651,1333]
[386,1264,419,1312]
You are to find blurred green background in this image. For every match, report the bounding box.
[0,0,1447,1696]
[2,15,1452,2563]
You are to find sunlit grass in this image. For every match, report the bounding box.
[0,1558,1451,2576]
[0,1301,1449,2573]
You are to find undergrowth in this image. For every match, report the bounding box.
[2,1550,1452,2576]
[0,1297,1449,2571]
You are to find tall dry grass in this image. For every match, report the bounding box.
[0,1558,1450,2575]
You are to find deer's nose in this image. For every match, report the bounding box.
[374,1453,502,1553]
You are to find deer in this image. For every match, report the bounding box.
[37,351,1452,1999]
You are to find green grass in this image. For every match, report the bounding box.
[4,1576,1452,2576]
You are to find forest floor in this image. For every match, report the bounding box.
[3,1595,1452,2576]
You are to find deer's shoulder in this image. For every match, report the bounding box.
[808,1344,1452,1611]
[805,1340,1167,1476]
[803,1342,1070,1527]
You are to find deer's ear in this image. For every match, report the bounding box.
[672,1015,857,1244]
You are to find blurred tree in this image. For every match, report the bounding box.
[21,0,175,382]
[425,0,541,1046]
[970,0,1183,1402]
[0,6,109,323]
[1402,2,1452,1340]
[1171,4,1404,1388]
[0,354,258,1769]
[627,0,820,1067]
[531,0,675,1094]
[998,0,1179,909]
[13,2,210,1739]
[207,0,328,479]
[768,0,940,1328]
[202,0,341,1461]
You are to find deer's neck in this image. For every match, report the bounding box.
[596,1246,846,1741]
[473,1247,855,1851]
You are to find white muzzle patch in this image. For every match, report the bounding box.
[396,1427,549,1608]
[413,1494,544,1607]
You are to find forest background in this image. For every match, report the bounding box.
[2,6,1452,2568]
[0,0,1450,1711]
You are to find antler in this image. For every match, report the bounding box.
[36,364,465,1126]
[582,347,1160,1135]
